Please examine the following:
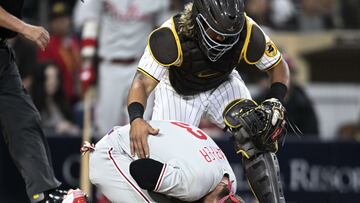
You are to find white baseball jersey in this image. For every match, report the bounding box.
[137,16,282,128]
[74,0,170,135]
[74,0,170,59]
[89,120,236,202]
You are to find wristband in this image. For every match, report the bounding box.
[267,82,287,102]
[128,102,145,124]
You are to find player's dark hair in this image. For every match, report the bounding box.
[218,184,231,200]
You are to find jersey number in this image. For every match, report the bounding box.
[170,121,207,140]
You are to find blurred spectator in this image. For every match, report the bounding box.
[246,0,297,31]
[38,1,81,104]
[31,62,80,136]
[271,0,297,30]
[296,0,334,32]
[170,0,185,12]
[320,0,339,29]
[8,36,38,90]
[337,121,360,142]
[74,0,170,135]
[245,0,273,29]
[340,0,360,29]
[22,0,39,23]
[255,53,319,136]
[338,111,360,141]
[246,0,340,31]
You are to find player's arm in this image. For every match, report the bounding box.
[78,20,99,93]
[265,59,290,102]
[0,6,49,50]
[254,32,290,102]
[241,16,289,102]
[74,0,102,93]
[128,46,168,158]
[128,71,158,108]
[128,70,159,159]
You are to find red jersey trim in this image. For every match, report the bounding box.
[82,38,97,48]
[107,148,152,203]
[154,164,167,192]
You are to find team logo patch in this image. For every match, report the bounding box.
[196,70,221,78]
[265,41,278,57]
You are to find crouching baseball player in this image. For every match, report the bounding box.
[85,120,244,203]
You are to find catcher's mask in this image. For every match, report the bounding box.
[193,0,245,61]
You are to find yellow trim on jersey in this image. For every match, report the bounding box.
[245,23,267,65]
[238,15,252,64]
[244,24,266,64]
[170,17,183,67]
[137,68,160,83]
[238,16,268,65]
[263,54,283,71]
[147,17,182,67]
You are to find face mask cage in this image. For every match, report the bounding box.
[195,14,241,62]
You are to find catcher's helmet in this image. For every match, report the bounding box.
[193,0,245,61]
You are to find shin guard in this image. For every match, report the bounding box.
[243,152,285,203]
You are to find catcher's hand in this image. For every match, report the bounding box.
[223,98,286,152]
[130,118,159,158]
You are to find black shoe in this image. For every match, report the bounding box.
[38,189,67,203]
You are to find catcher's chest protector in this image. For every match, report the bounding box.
[148,15,266,96]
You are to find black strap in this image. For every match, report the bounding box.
[128,102,144,124]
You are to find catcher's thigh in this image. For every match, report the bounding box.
[207,71,252,128]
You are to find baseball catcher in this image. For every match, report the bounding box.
[126,0,291,202]
[223,98,286,203]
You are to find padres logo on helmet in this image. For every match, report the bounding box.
[265,41,278,57]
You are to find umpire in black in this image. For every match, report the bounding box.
[0,1,66,202]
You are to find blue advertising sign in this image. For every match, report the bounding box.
[216,138,360,203]
[1,137,360,203]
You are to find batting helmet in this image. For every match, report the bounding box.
[193,0,245,61]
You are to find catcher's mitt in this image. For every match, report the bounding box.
[223,98,286,152]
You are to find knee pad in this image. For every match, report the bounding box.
[243,152,285,203]
[129,158,164,190]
